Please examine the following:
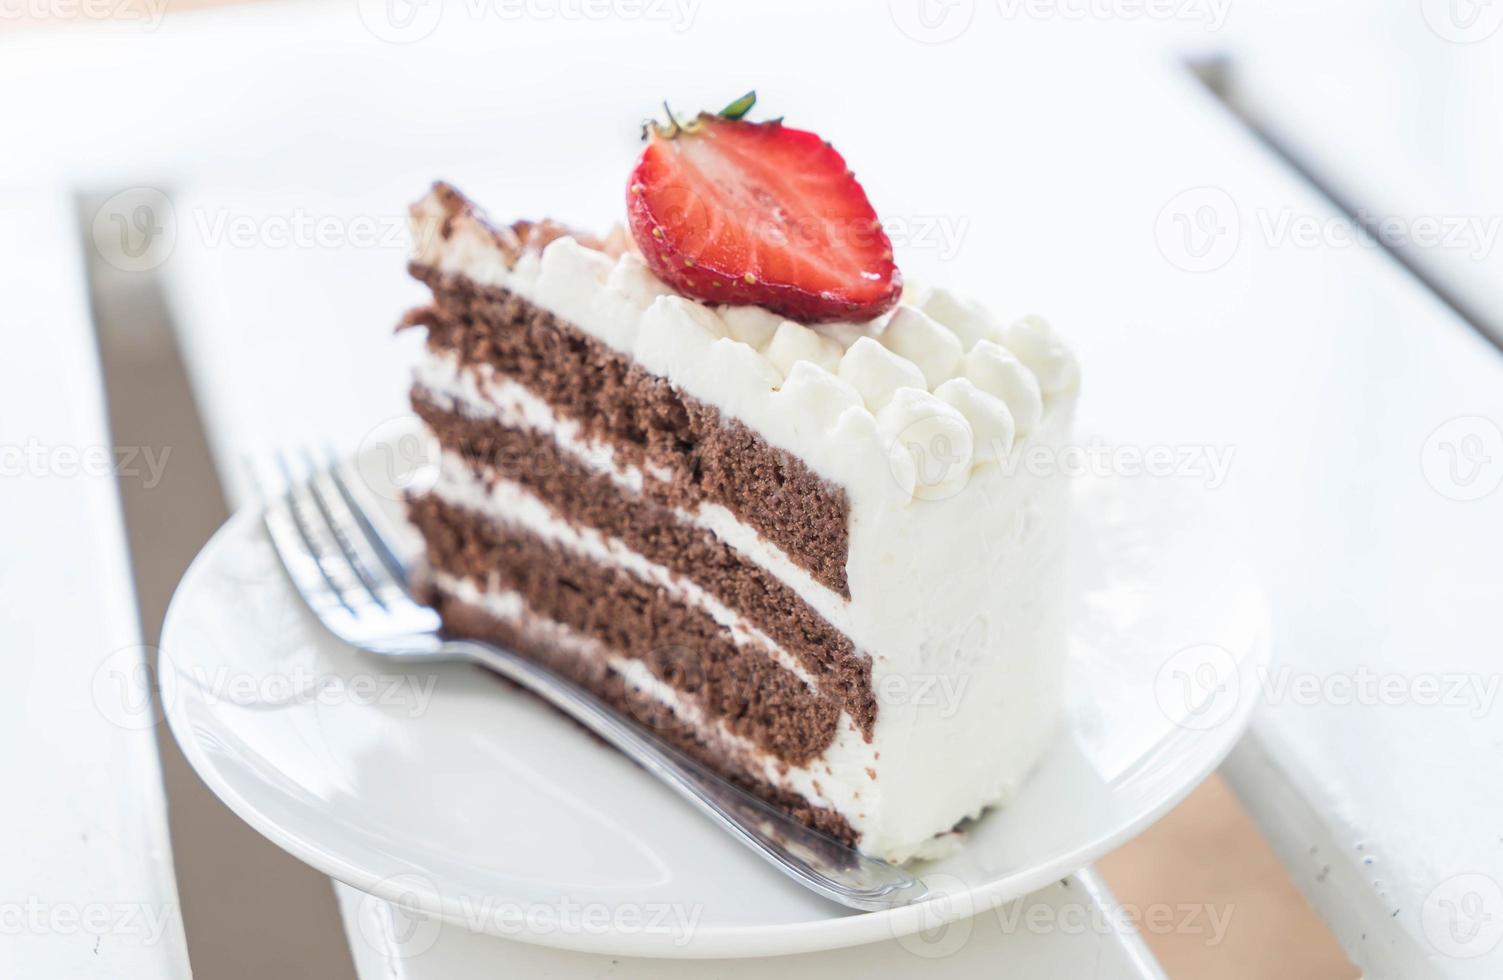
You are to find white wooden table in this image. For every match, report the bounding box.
[5,1,1502,976]
[1,191,191,978]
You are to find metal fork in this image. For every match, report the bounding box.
[258,449,928,912]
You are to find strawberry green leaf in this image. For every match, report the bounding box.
[718,91,757,121]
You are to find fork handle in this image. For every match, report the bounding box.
[436,637,929,911]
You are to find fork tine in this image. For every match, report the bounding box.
[321,445,413,588]
[261,470,356,621]
[308,448,441,636]
[262,446,442,644]
[271,450,377,618]
[297,448,396,611]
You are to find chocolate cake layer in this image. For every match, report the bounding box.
[408,492,842,765]
[435,594,859,847]
[411,390,877,737]
[405,265,852,597]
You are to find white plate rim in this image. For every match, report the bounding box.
[162,497,1268,960]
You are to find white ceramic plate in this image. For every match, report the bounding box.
[160,441,1267,959]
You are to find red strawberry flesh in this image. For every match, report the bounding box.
[627,116,901,323]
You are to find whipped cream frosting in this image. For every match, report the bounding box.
[411,190,1080,508]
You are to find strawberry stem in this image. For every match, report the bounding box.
[643,91,757,140]
[643,103,679,140]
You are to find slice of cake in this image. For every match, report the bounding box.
[399,95,1080,863]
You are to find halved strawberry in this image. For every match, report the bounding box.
[626,95,901,324]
